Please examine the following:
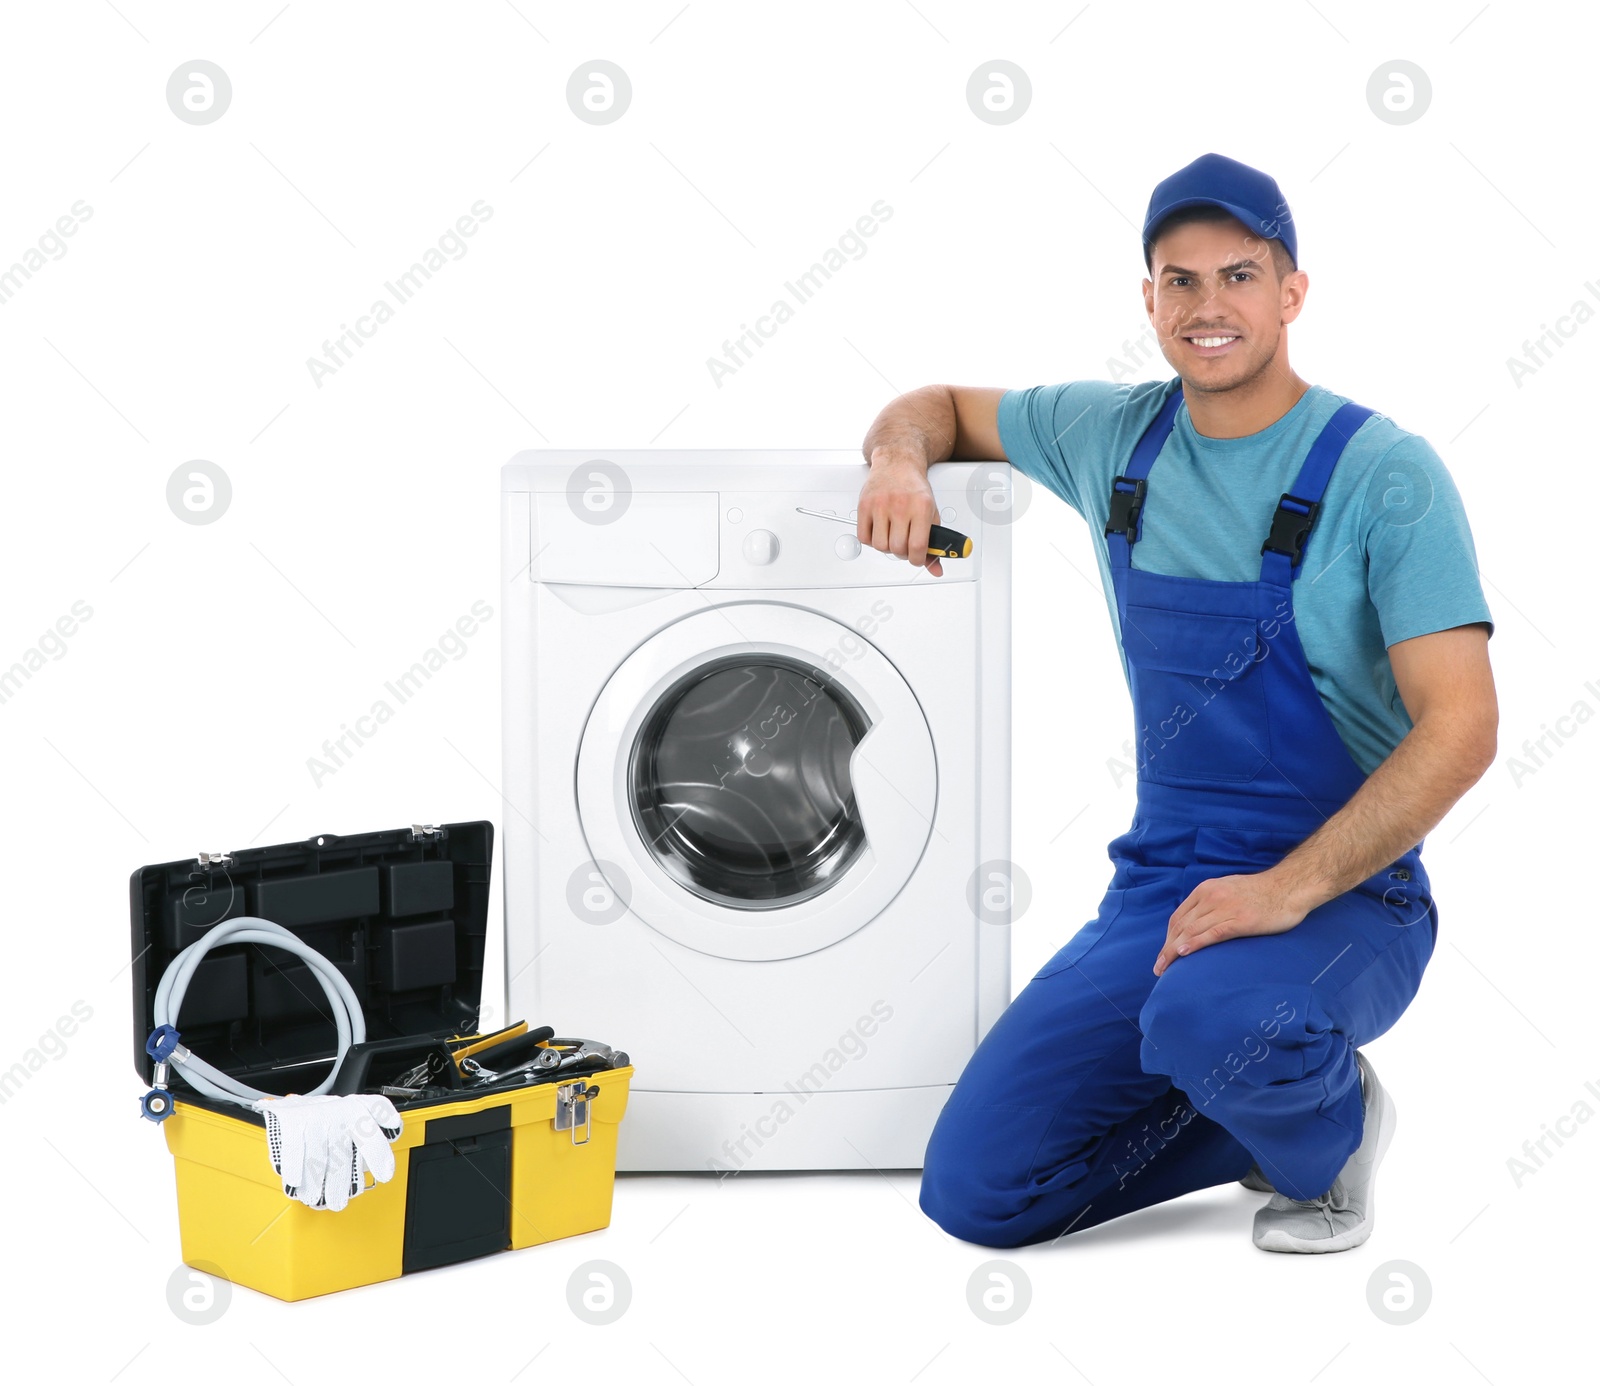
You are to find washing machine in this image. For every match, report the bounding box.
[501,452,1011,1172]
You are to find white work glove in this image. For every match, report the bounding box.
[257,1093,403,1212]
[346,1093,402,1189]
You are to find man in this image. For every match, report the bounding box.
[856,152,1497,1253]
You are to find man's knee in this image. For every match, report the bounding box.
[919,1098,1067,1248]
[1138,967,1311,1097]
[919,1181,1038,1248]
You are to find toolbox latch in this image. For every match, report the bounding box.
[410,824,441,841]
[555,1081,598,1145]
[196,850,233,868]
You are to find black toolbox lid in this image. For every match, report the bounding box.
[130,821,493,1094]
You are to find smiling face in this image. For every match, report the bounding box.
[1143,211,1307,394]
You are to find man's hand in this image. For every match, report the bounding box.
[858,455,946,576]
[857,384,1007,578]
[1152,868,1316,976]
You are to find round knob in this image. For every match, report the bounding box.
[834,533,862,560]
[742,529,779,565]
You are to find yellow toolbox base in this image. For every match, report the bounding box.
[163,1066,632,1301]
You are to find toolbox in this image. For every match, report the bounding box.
[130,820,633,1301]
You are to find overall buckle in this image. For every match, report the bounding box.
[1261,492,1322,566]
[1106,476,1148,541]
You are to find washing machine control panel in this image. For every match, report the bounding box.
[514,458,1008,589]
[714,490,981,587]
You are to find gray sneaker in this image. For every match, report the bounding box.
[1252,1051,1396,1254]
[1238,1164,1275,1194]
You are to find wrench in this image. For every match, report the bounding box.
[461,1047,563,1085]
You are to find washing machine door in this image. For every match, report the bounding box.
[575,602,936,961]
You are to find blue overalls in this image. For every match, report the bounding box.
[920,385,1438,1246]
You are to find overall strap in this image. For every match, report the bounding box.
[1259,400,1377,584]
[1106,382,1184,571]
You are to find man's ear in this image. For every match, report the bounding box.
[1280,269,1309,326]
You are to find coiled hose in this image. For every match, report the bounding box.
[146,915,365,1111]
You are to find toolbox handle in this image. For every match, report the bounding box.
[459,1026,555,1070]
[329,1036,462,1097]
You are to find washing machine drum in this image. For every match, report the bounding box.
[630,655,868,907]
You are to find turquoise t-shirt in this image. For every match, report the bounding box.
[997,377,1494,776]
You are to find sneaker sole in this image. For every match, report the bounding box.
[1254,1068,1397,1254]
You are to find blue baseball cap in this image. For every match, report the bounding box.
[1142,153,1296,271]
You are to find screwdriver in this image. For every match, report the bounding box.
[794,506,973,559]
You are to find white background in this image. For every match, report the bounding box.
[2,2,1592,1382]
